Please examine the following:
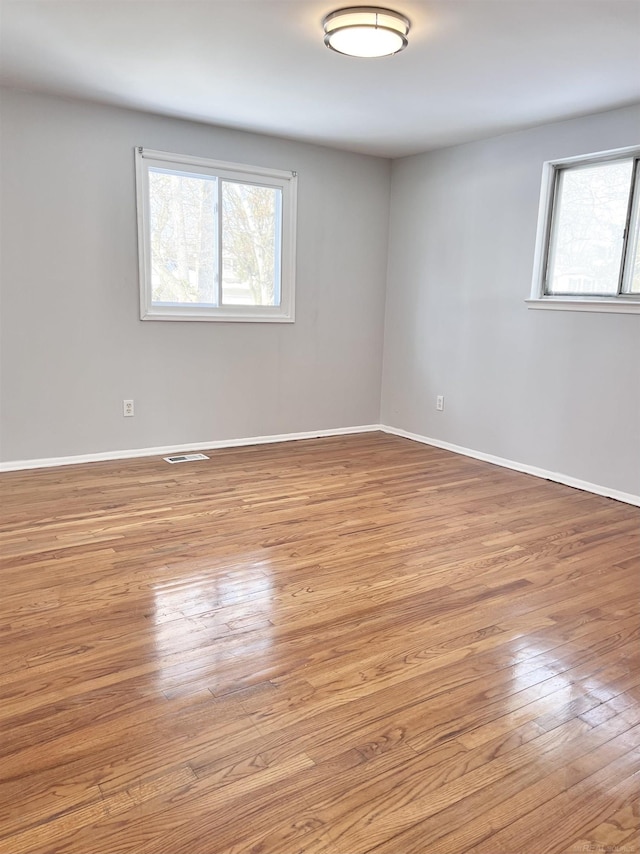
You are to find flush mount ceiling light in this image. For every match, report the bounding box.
[323,6,410,58]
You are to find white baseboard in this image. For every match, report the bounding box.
[380,425,640,508]
[0,424,382,473]
[2,422,638,508]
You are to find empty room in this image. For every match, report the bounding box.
[1,1,639,852]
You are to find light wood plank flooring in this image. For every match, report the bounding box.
[1,432,639,854]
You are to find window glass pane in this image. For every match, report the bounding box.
[221,181,281,307]
[546,159,632,296]
[149,169,218,305]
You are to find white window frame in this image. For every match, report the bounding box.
[527,145,640,315]
[135,148,297,322]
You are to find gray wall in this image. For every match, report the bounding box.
[2,89,638,499]
[381,105,640,497]
[0,89,390,460]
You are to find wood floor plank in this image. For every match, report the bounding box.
[562,796,639,854]
[1,432,638,853]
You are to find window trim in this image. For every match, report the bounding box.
[528,145,640,314]
[135,147,297,322]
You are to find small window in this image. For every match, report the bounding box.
[529,146,640,313]
[135,148,297,322]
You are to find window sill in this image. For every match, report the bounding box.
[141,307,294,323]
[526,298,640,315]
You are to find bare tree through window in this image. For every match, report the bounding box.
[546,160,632,296]
[149,170,217,304]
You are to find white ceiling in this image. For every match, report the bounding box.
[1,0,639,157]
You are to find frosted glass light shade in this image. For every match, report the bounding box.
[323,7,410,57]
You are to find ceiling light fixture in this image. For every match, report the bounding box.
[323,6,410,58]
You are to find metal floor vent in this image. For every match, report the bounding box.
[163,453,210,464]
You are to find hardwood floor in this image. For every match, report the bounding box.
[1,432,638,854]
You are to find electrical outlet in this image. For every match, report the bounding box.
[436,395,444,411]
[123,399,134,417]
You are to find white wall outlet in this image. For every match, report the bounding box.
[123,399,134,417]
[436,395,444,411]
